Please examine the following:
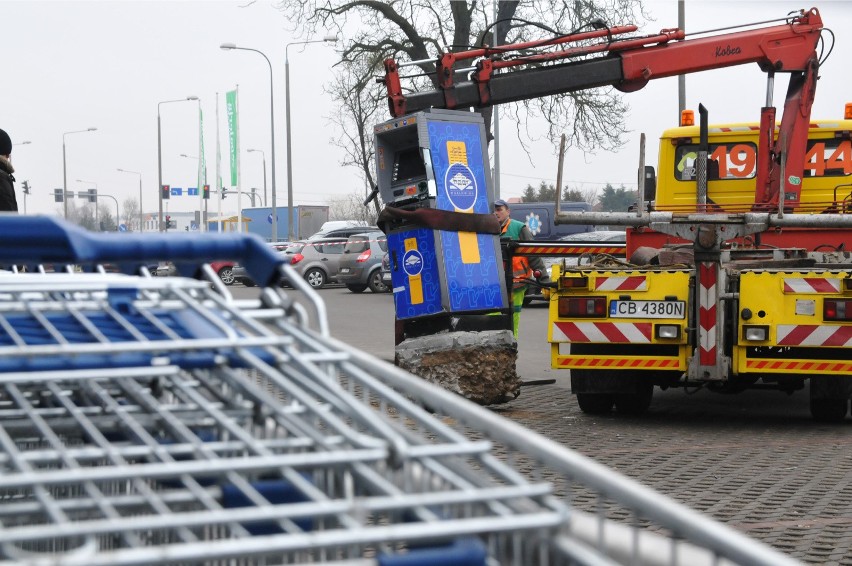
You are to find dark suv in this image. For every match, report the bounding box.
[336,231,389,293]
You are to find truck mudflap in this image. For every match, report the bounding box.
[735,270,852,376]
[549,267,691,372]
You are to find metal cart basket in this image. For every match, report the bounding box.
[0,217,799,565]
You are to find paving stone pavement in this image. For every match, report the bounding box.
[491,383,852,565]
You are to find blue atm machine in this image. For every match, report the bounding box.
[374,109,510,343]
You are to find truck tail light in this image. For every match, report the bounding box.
[824,299,852,321]
[559,276,589,290]
[290,253,304,266]
[558,296,606,318]
[356,249,372,263]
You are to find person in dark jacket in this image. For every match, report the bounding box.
[0,129,19,212]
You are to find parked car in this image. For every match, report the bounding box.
[379,252,392,292]
[336,231,389,293]
[156,260,237,285]
[233,238,348,289]
[525,230,627,304]
[308,225,379,241]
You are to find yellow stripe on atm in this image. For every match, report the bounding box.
[445,141,480,264]
[404,237,423,305]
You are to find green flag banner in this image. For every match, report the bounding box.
[225,89,238,186]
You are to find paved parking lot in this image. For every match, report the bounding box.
[239,284,852,564]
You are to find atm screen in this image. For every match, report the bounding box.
[392,147,426,184]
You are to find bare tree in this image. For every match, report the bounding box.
[275,0,646,184]
[327,193,379,225]
[122,197,140,231]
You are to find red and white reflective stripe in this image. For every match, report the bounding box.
[552,321,652,343]
[698,262,717,366]
[594,276,647,291]
[777,325,852,347]
[782,278,840,294]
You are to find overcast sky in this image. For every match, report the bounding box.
[2,0,850,220]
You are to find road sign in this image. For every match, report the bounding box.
[187,187,199,196]
[190,222,198,231]
[267,213,278,224]
[170,187,183,196]
[118,224,127,232]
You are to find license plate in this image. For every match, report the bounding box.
[610,300,685,319]
[340,268,351,274]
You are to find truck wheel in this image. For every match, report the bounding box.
[614,382,654,415]
[810,376,851,423]
[576,393,615,414]
[809,398,848,423]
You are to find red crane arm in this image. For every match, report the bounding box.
[381,8,824,209]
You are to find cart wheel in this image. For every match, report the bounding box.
[218,267,235,286]
[614,382,654,415]
[575,393,614,414]
[304,268,326,289]
[368,270,388,293]
[347,284,367,293]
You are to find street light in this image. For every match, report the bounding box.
[62,128,97,219]
[117,168,143,232]
[158,96,198,232]
[246,148,267,207]
[285,35,338,240]
[219,43,278,241]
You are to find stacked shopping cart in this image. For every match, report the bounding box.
[0,216,798,565]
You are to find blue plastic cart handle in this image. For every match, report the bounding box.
[0,215,284,287]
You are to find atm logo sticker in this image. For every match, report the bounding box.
[403,249,423,277]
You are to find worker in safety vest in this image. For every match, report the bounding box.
[493,199,549,337]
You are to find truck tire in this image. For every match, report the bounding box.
[576,392,615,414]
[810,376,851,423]
[809,399,848,423]
[614,381,654,415]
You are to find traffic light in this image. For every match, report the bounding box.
[202,184,210,200]
[21,181,30,195]
[161,184,170,200]
[221,189,227,200]
[53,188,64,202]
[165,215,171,230]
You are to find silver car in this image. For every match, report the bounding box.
[282,238,348,289]
[336,231,389,293]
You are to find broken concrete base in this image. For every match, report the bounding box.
[395,330,520,405]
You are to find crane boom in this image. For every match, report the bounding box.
[382,8,825,209]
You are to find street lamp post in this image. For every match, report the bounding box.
[285,36,338,241]
[219,43,278,242]
[117,168,143,232]
[246,148,267,207]
[62,128,97,219]
[158,97,198,232]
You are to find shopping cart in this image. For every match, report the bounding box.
[0,217,799,565]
